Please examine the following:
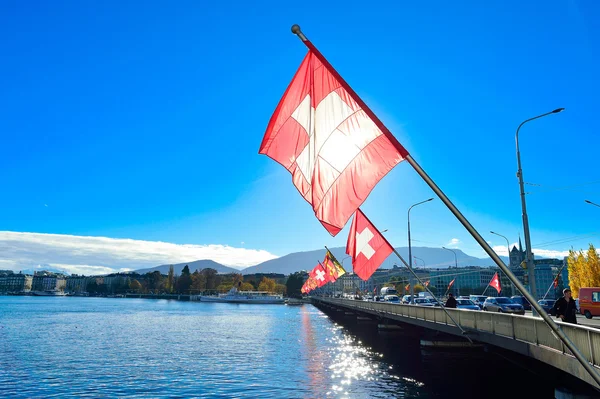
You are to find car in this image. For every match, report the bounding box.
[456,299,480,311]
[483,297,525,315]
[578,287,600,319]
[401,295,414,304]
[538,299,556,315]
[381,286,399,297]
[412,298,435,307]
[384,295,400,303]
[469,295,487,309]
[511,295,532,311]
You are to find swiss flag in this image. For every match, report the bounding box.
[553,276,559,289]
[447,278,456,290]
[489,272,501,293]
[346,209,393,280]
[309,263,329,287]
[259,51,408,236]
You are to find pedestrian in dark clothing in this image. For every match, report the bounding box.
[553,288,578,324]
[445,293,457,308]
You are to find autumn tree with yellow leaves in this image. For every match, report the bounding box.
[567,244,600,298]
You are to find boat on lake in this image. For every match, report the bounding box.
[31,290,67,296]
[200,287,284,304]
[285,298,305,306]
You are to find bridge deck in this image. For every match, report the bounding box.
[313,297,600,390]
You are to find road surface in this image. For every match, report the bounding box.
[523,310,600,329]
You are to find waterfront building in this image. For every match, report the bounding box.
[66,275,90,293]
[0,272,33,293]
[32,271,67,292]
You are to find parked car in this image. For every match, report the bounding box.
[483,297,525,315]
[469,295,488,309]
[401,295,414,304]
[578,287,600,319]
[511,295,532,311]
[456,299,480,311]
[538,299,556,315]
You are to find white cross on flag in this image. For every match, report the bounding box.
[346,209,393,281]
[489,272,502,293]
[259,50,408,236]
[309,263,329,288]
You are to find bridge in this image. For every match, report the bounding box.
[313,297,600,393]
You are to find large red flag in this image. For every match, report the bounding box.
[309,263,329,288]
[259,50,408,236]
[489,272,501,293]
[346,209,393,280]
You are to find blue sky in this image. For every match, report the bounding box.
[1,1,599,272]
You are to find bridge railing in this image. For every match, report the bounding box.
[317,297,600,368]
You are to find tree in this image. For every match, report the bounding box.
[240,282,254,291]
[414,284,424,294]
[258,277,276,292]
[176,265,193,293]
[146,271,163,292]
[232,273,243,288]
[130,279,142,293]
[274,283,286,295]
[568,244,600,298]
[202,268,219,290]
[166,265,175,293]
[191,270,206,293]
[285,272,304,298]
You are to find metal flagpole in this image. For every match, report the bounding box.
[355,209,472,343]
[289,25,599,386]
[481,284,489,296]
[542,264,566,301]
[404,154,600,386]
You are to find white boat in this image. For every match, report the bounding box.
[31,290,67,296]
[200,287,285,304]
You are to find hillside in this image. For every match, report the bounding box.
[241,246,510,275]
[136,259,239,275]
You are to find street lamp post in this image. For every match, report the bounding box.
[442,247,458,296]
[413,256,425,267]
[490,231,514,296]
[408,198,434,303]
[516,108,564,314]
[585,200,600,208]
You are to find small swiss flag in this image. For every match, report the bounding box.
[489,272,502,293]
[346,209,393,280]
[309,263,328,287]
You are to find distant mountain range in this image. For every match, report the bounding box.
[134,246,511,276]
[240,246,510,275]
[135,260,239,275]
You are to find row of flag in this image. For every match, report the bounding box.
[259,28,505,296]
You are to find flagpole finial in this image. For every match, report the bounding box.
[291,24,307,41]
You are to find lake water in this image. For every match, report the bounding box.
[0,297,561,398]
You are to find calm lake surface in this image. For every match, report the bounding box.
[0,297,559,398]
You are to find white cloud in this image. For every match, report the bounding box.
[491,244,570,260]
[446,238,461,247]
[0,231,278,275]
